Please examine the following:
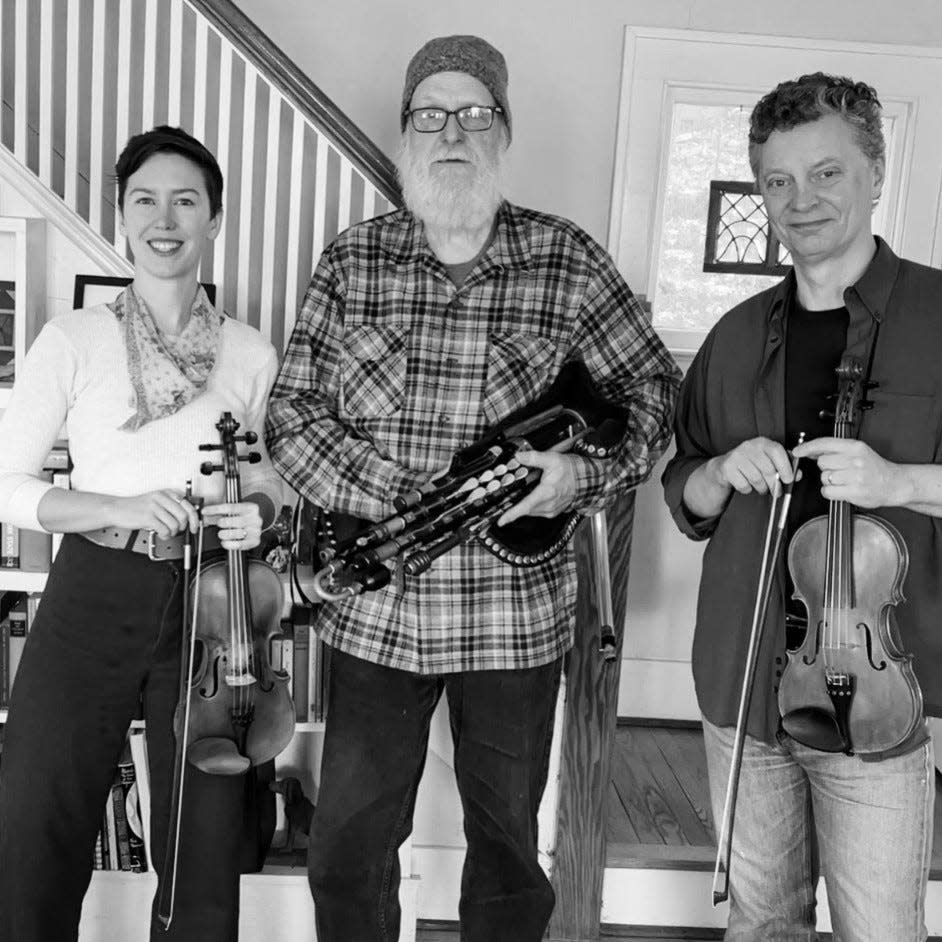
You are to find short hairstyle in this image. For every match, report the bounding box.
[115,125,224,217]
[748,73,884,177]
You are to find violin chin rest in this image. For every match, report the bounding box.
[187,737,251,775]
[780,708,848,753]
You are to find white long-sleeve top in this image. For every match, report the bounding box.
[0,304,283,531]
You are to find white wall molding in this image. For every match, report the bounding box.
[0,147,132,281]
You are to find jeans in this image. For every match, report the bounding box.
[0,534,247,942]
[703,716,934,942]
[308,647,561,942]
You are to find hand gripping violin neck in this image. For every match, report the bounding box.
[779,356,923,756]
[157,412,294,930]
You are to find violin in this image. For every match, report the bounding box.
[157,411,294,929]
[778,356,923,755]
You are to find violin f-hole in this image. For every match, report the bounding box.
[801,621,824,665]
[860,622,887,671]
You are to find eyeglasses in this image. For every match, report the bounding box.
[404,105,504,133]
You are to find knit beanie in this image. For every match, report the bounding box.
[400,35,511,140]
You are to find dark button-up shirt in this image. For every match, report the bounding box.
[267,202,680,673]
[663,237,942,742]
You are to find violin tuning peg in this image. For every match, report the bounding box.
[199,461,217,476]
[244,431,259,445]
[818,409,835,421]
[241,452,262,465]
[865,380,880,390]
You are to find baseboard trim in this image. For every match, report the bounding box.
[600,926,723,939]
[616,716,703,729]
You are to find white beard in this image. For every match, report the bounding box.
[395,135,505,232]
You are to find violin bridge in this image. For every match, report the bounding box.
[224,671,257,687]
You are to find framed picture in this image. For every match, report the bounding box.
[0,281,15,386]
[72,275,217,310]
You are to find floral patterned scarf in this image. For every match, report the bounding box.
[110,284,223,431]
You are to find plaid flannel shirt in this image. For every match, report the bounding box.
[266,202,680,673]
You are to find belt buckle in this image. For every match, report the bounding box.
[146,530,167,561]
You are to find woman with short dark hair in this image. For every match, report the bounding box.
[0,125,282,941]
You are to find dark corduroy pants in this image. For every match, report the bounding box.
[0,534,246,942]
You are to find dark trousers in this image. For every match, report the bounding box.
[309,647,562,942]
[0,534,246,942]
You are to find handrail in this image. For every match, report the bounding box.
[189,0,400,205]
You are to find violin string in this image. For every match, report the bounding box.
[837,423,853,660]
[226,468,244,721]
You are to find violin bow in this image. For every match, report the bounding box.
[157,484,205,931]
[712,438,803,905]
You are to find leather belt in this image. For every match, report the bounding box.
[79,526,222,560]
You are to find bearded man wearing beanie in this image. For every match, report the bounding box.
[266,35,679,942]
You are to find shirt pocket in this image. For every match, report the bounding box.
[861,390,939,464]
[482,330,557,426]
[339,325,409,419]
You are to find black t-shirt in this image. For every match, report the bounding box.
[785,297,850,536]
[783,297,849,632]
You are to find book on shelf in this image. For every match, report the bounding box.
[0,590,14,710]
[0,617,8,711]
[0,592,38,707]
[7,597,27,697]
[93,829,104,871]
[127,729,152,872]
[1,523,18,569]
[103,785,119,870]
[310,632,330,724]
[99,808,112,870]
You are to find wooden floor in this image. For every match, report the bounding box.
[606,722,942,875]
[418,725,942,941]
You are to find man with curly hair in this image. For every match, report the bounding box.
[663,72,942,940]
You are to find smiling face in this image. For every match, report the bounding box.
[396,70,507,230]
[756,112,884,270]
[119,151,222,286]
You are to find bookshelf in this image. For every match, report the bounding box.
[0,217,46,410]
[0,570,47,592]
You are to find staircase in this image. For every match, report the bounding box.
[0,0,400,352]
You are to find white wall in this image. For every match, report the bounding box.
[235,0,942,247]
[0,180,109,322]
